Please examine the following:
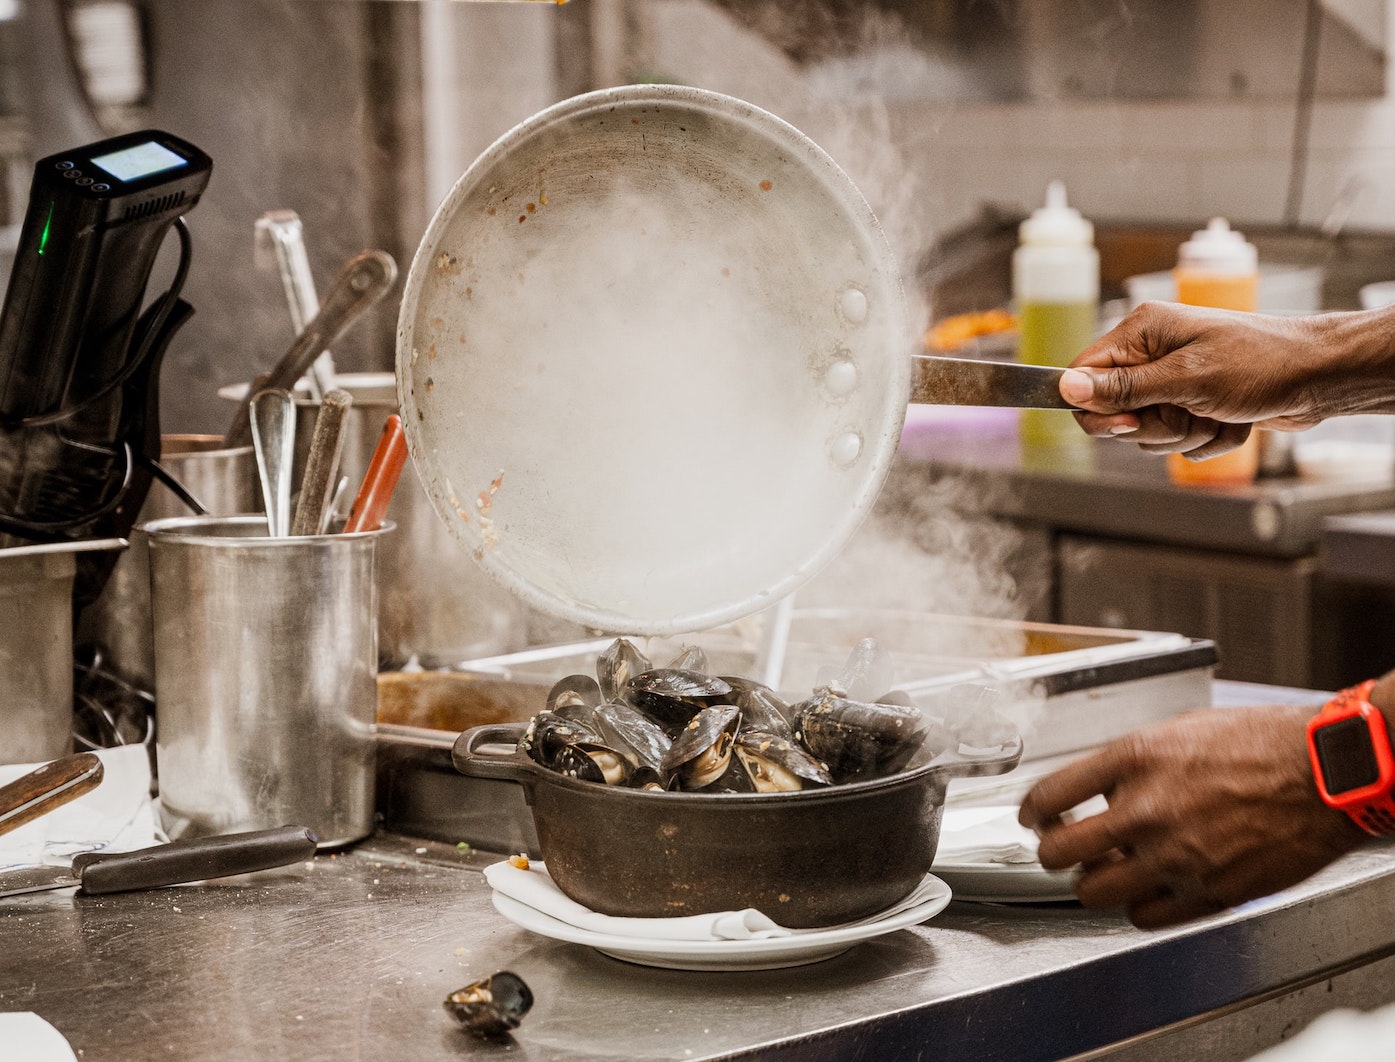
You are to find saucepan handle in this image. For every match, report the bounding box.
[451,723,534,784]
[911,354,1073,410]
[934,732,1025,781]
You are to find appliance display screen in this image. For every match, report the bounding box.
[90,141,188,183]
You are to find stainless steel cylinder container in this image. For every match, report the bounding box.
[284,373,528,667]
[146,515,391,848]
[1,539,127,764]
[77,435,260,690]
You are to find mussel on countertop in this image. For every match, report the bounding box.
[443,970,534,1039]
[516,638,957,794]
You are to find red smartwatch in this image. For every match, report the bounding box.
[1306,679,1395,835]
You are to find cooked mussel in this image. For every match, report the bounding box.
[666,643,710,674]
[597,637,651,702]
[819,637,895,702]
[518,710,601,769]
[552,741,632,785]
[793,691,928,784]
[625,668,733,732]
[593,701,672,773]
[720,675,796,740]
[660,704,741,789]
[733,730,833,792]
[546,674,603,718]
[444,970,534,1039]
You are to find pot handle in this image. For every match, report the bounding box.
[451,723,534,783]
[934,731,1025,781]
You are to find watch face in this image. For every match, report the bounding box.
[1314,716,1381,796]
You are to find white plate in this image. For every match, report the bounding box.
[930,861,1078,903]
[490,875,953,971]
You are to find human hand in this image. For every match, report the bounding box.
[1058,302,1350,459]
[1017,705,1366,929]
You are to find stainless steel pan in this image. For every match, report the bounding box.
[396,85,1071,636]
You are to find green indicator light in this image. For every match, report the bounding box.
[37,201,54,257]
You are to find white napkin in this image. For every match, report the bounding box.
[486,860,948,941]
[0,746,163,871]
[936,797,1110,866]
[0,1014,78,1062]
[936,805,1042,865]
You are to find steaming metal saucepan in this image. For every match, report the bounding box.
[396,85,1074,636]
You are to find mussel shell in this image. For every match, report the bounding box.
[444,971,534,1039]
[817,637,895,702]
[720,676,795,739]
[660,704,741,789]
[666,644,710,674]
[625,668,733,732]
[597,638,651,703]
[518,711,603,769]
[733,730,833,792]
[793,691,927,784]
[546,674,603,716]
[593,701,672,772]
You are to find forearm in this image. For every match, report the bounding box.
[1302,305,1395,417]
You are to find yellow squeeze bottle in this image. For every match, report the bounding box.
[1014,181,1099,459]
[1167,218,1260,486]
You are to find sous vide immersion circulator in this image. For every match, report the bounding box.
[0,129,211,602]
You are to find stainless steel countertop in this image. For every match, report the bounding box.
[897,427,1395,558]
[4,686,1392,1062]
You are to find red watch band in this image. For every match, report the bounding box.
[1307,679,1395,836]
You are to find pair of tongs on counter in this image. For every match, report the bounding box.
[0,753,316,898]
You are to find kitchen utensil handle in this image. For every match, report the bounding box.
[255,209,337,398]
[910,355,1075,410]
[343,414,408,534]
[0,753,104,839]
[224,249,397,446]
[291,388,352,536]
[250,387,297,538]
[71,825,318,895]
[934,733,1025,781]
[452,724,532,783]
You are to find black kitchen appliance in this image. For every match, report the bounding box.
[0,129,211,606]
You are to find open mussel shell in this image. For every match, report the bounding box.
[624,668,733,732]
[793,691,928,784]
[546,673,603,718]
[660,704,741,789]
[666,643,710,674]
[593,701,672,773]
[555,742,633,785]
[444,970,534,1039]
[597,637,651,703]
[518,710,603,769]
[720,675,796,740]
[815,637,895,702]
[733,730,833,792]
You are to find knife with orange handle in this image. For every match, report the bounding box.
[0,753,104,839]
[342,413,408,534]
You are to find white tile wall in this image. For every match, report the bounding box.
[640,0,1395,241]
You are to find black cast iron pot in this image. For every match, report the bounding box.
[452,722,1022,928]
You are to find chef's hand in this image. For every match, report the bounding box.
[1057,302,1395,460]
[1017,705,1367,929]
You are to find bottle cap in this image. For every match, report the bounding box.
[1019,180,1094,247]
[1178,217,1258,274]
